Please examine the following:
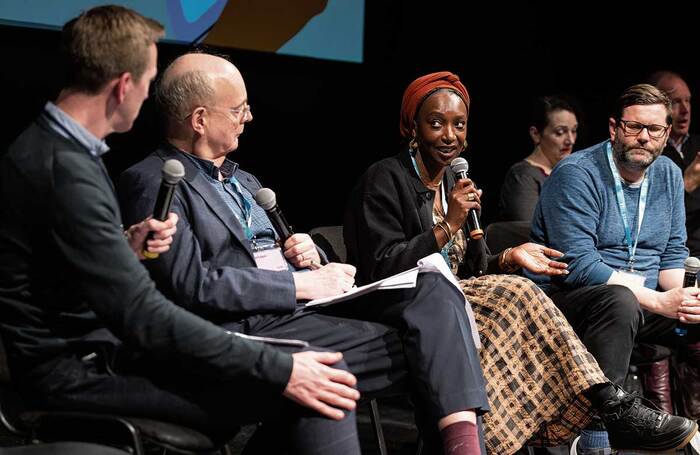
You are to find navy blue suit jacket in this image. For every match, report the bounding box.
[118,145,299,324]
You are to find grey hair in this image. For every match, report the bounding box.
[156,69,215,126]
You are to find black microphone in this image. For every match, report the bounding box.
[142,159,185,259]
[450,157,484,240]
[254,188,294,243]
[676,256,700,336]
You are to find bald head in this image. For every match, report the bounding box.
[652,72,688,96]
[162,53,242,87]
[649,71,692,140]
[156,52,245,130]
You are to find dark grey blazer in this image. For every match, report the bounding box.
[118,144,299,324]
[663,134,700,257]
[0,117,290,389]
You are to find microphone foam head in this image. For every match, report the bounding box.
[450,157,469,174]
[254,187,277,210]
[162,159,185,184]
[685,256,700,273]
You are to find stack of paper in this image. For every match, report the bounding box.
[304,267,419,307]
[305,253,458,305]
[304,253,480,349]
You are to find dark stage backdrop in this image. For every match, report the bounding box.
[1,1,698,231]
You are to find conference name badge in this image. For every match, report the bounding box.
[618,269,646,287]
[253,244,288,271]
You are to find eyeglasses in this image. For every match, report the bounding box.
[617,119,669,139]
[182,103,252,122]
[228,102,251,120]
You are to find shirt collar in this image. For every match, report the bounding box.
[43,102,110,157]
[669,133,690,152]
[176,148,239,180]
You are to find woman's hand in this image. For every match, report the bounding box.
[506,243,569,276]
[444,178,482,234]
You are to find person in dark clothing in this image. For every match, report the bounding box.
[344,72,698,454]
[0,6,368,454]
[118,52,493,455]
[498,95,578,222]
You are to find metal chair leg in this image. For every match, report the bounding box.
[368,398,388,455]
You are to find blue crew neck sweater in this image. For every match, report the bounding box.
[528,140,687,292]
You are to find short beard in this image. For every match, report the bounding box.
[612,136,661,172]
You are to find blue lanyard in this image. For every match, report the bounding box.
[606,143,649,270]
[409,150,451,266]
[409,151,448,215]
[224,175,254,240]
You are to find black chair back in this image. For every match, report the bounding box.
[309,226,346,263]
[485,221,531,253]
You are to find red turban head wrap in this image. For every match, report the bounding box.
[399,71,470,138]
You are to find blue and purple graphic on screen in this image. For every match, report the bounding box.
[0,0,364,63]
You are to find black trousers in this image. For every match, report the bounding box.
[549,284,700,385]
[25,273,487,454]
[230,272,489,452]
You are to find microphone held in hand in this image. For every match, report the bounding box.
[254,187,294,243]
[677,256,700,336]
[143,159,185,259]
[450,157,484,240]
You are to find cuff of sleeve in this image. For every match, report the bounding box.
[257,345,295,393]
[586,263,615,285]
[485,254,501,274]
[659,261,685,271]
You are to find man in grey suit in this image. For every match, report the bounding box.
[0,6,376,454]
[118,52,491,454]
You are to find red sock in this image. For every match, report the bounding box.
[440,420,481,455]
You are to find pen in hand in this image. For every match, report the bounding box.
[308,260,357,290]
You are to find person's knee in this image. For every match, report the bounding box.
[300,346,352,373]
[508,275,546,297]
[414,273,464,306]
[600,285,643,327]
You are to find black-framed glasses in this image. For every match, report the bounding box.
[617,119,669,139]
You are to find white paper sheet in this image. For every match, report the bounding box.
[305,267,419,307]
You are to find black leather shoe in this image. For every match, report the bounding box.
[600,385,698,452]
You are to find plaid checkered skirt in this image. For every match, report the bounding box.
[461,274,607,454]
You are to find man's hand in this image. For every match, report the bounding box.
[684,151,700,193]
[125,212,178,260]
[284,233,321,269]
[507,243,569,276]
[293,263,356,300]
[283,351,359,420]
[655,287,700,320]
[679,289,700,324]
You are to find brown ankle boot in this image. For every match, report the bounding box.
[639,357,673,414]
[676,341,700,419]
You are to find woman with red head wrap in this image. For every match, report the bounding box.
[344,72,695,454]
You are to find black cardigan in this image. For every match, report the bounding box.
[344,150,499,285]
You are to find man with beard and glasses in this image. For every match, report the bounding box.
[528,84,700,455]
